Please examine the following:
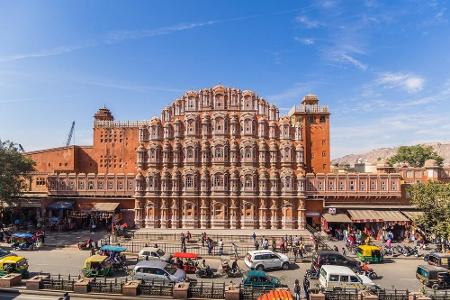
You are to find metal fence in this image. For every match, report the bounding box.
[427,290,450,300]
[241,286,278,300]
[374,289,410,300]
[41,274,77,291]
[188,281,225,299]
[112,240,313,259]
[89,277,124,294]
[323,289,359,300]
[139,279,174,297]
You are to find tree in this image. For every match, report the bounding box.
[0,140,35,208]
[388,144,443,167]
[407,182,450,239]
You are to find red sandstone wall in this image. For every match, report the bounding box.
[308,114,330,173]
[26,147,77,173]
[91,127,139,174]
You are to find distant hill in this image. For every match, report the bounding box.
[332,142,450,166]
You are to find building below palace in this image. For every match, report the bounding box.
[18,85,448,230]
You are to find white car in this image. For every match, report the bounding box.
[244,250,290,271]
[138,247,171,262]
[318,265,377,290]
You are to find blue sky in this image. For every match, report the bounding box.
[0,0,449,158]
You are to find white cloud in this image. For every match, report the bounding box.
[294,37,315,45]
[0,44,92,63]
[376,72,425,93]
[295,16,321,28]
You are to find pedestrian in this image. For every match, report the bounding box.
[293,279,301,300]
[218,239,224,256]
[333,245,339,252]
[293,246,298,263]
[303,277,310,300]
[252,232,256,242]
[232,242,238,258]
[342,247,347,256]
[201,232,206,247]
[90,247,96,256]
[254,239,259,250]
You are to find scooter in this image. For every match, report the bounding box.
[358,267,378,280]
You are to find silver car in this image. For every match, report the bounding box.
[133,260,186,283]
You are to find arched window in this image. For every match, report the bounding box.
[214,174,223,187]
[245,175,252,188]
[245,147,252,159]
[285,176,291,188]
[215,146,224,158]
[186,147,194,159]
[187,120,194,132]
[186,175,193,188]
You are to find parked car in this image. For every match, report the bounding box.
[138,247,171,262]
[242,270,282,288]
[311,251,360,272]
[244,250,290,271]
[425,253,449,269]
[318,265,377,290]
[132,260,185,283]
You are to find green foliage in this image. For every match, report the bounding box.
[0,140,35,208]
[388,145,444,167]
[408,182,450,239]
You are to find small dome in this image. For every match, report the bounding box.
[424,159,438,168]
[94,107,114,121]
[302,94,319,105]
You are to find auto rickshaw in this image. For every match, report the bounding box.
[171,252,199,274]
[10,233,36,251]
[100,245,127,272]
[416,265,450,290]
[356,245,383,263]
[0,256,29,277]
[426,253,449,269]
[82,255,112,277]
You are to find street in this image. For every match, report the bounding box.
[17,247,430,291]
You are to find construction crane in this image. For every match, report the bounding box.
[65,121,75,146]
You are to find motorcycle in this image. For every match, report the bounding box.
[305,268,319,279]
[357,267,378,280]
[195,266,215,278]
[219,260,242,278]
[77,239,94,250]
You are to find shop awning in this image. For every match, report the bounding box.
[322,213,352,223]
[376,210,410,222]
[401,211,424,221]
[47,201,74,210]
[91,203,119,212]
[347,210,383,223]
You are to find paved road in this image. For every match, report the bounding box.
[16,247,436,292]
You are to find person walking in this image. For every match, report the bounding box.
[293,279,301,300]
[207,238,213,255]
[251,232,256,243]
[254,239,259,250]
[218,239,224,256]
[293,245,298,263]
[231,242,238,258]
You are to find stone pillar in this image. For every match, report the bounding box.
[171,198,180,228]
[173,282,190,299]
[160,199,169,229]
[74,278,90,294]
[26,274,49,290]
[270,199,279,229]
[0,273,22,288]
[134,198,144,228]
[258,198,268,229]
[122,280,140,297]
[200,198,209,229]
[297,198,306,229]
[229,198,239,229]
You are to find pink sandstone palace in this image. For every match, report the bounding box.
[20,85,449,230]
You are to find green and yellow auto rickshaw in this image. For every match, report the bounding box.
[0,256,29,277]
[356,245,383,263]
[82,255,112,277]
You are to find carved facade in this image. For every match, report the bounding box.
[133,85,328,229]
